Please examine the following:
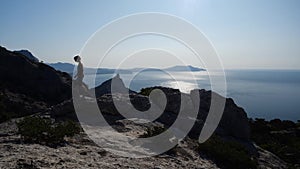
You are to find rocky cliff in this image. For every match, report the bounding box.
[53,75,251,142]
[0,46,72,104]
[0,46,72,122]
[94,74,136,97]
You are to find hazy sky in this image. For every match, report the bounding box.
[1,0,299,69]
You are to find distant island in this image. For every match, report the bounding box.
[48,62,205,75]
[164,65,205,72]
[13,50,206,75]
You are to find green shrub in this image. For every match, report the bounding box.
[17,116,51,143]
[250,118,300,167]
[140,125,166,138]
[297,120,300,127]
[17,116,81,147]
[198,135,257,169]
[55,120,81,137]
[139,87,154,96]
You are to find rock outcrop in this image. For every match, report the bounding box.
[93,74,136,97]
[0,46,72,122]
[51,76,251,142]
[190,89,250,140]
[14,49,39,62]
[0,46,72,105]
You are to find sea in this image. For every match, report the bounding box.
[83,69,300,121]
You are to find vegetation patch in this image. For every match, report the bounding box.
[139,87,155,96]
[197,135,257,169]
[250,118,300,168]
[139,125,166,138]
[17,116,81,147]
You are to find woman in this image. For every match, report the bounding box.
[74,55,89,96]
[74,55,84,85]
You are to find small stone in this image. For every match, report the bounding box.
[97,150,107,156]
[154,166,163,169]
[79,151,87,155]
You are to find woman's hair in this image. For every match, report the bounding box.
[74,55,80,62]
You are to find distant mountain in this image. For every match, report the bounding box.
[164,65,205,72]
[129,68,162,72]
[48,62,75,73]
[129,65,205,72]
[14,50,39,62]
[96,68,132,74]
[48,62,205,74]
[47,62,132,74]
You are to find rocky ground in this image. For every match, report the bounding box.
[0,118,288,169]
[0,119,220,169]
[255,145,287,169]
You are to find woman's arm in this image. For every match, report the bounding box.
[74,71,78,79]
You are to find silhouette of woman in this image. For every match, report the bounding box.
[74,55,89,96]
[74,55,84,84]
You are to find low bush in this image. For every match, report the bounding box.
[250,118,300,168]
[139,87,154,96]
[198,135,257,169]
[17,116,81,147]
[140,125,166,138]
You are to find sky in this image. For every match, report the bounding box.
[0,0,300,69]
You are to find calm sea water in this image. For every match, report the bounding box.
[83,69,300,121]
